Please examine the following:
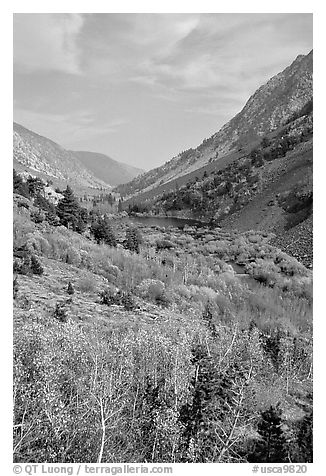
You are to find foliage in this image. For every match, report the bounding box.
[30,255,44,275]
[247,405,289,463]
[99,287,136,311]
[13,275,19,299]
[54,302,68,322]
[124,226,142,253]
[90,215,117,246]
[12,210,313,463]
[67,281,75,295]
[56,186,88,233]
[13,169,30,199]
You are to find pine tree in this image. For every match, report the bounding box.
[124,226,142,253]
[56,185,84,230]
[248,405,288,463]
[90,216,117,246]
[293,410,313,462]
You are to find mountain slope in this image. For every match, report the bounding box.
[13,122,109,191]
[72,150,143,187]
[116,50,312,199]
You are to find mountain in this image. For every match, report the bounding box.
[72,151,143,187]
[115,50,312,199]
[13,123,143,193]
[13,122,110,191]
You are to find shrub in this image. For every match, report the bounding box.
[13,276,19,299]
[30,255,44,275]
[136,279,170,307]
[156,239,174,251]
[30,209,45,224]
[120,291,136,311]
[67,281,75,295]
[124,226,142,253]
[99,286,120,306]
[99,287,136,310]
[54,302,68,322]
[65,247,81,266]
[78,276,97,293]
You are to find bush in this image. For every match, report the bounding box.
[124,226,142,253]
[120,291,136,311]
[136,279,170,307]
[99,287,136,310]
[13,276,19,299]
[78,276,97,293]
[65,247,81,266]
[54,302,68,322]
[30,255,44,275]
[99,286,120,306]
[156,239,174,251]
[67,281,75,295]
[30,209,45,224]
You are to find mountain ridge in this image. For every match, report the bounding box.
[13,122,142,192]
[115,50,312,199]
[72,150,144,188]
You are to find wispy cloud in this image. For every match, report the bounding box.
[14,13,84,74]
[13,13,312,169]
[14,107,128,148]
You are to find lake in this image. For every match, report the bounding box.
[125,215,211,229]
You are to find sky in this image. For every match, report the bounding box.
[13,13,313,170]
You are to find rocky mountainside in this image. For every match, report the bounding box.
[115,50,312,199]
[13,122,109,191]
[72,151,143,187]
[13,123,142,192]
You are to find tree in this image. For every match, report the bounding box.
[56,186,85,231]
[292,409,313,462]
[90,216,117,246]
[26,176,44,198]
[13,169,30,198]
[248,405,288,463]
[118,199,123,213]
[124,226,142,253]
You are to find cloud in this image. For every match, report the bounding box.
[128,13,312,94]
[14,107,128,148]
[14,13,84,74]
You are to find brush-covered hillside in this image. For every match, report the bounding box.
[115,51,312,200]
[13,177,312,463]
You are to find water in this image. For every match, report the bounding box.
[227,261,247,274]
[125,215,210,229]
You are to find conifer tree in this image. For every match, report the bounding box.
[248,405,288,463]
[292,410,313,462]
[124,226,142,253]
[90,216,117,246]
[56,185,85,231]
[13,169,30,198]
